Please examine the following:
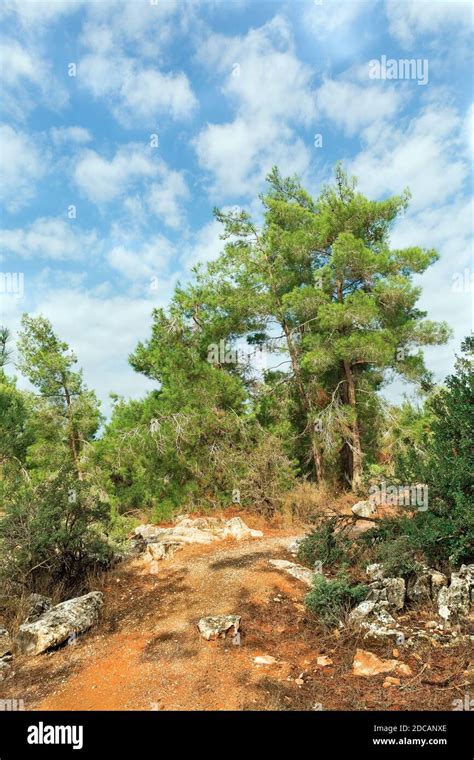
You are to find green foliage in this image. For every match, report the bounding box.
[0,467,114,596]
[305,572,368,627]
[298,518,352,568]
[16,314,102,478]
[358,338,474,572]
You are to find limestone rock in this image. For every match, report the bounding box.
[352,648,412,678]
[15,591,104,656]
[366,563,384,581]
[134,516,263,557]
[383,676,401,688]
[24,593,52,624]
[198,615,240,641]
[430,570,448,602]
[351,501,376,518]
[438,567,471,620]
[269,559,314,586]
[146,542,183,561]
[0,628,12,658]
[349,601,401,644]
[316,655,333,667]
[223,517,263,540]
[287,537,305,556]
[254,655,277,665]
[348,600,378,627]
[367,577,406,610]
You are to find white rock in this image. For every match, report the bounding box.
[438,572,470,620]
[348,600,377,627]
[351,501,376,518]
[366,563,384,581]
[24,593,52,624]
[197,615,241,641]
[254,655,277,665]
[287,537,305,556]
[15,591,104,656]
[430,570,448,602]
[146,542,183,561]
[0,629,12,658]
[223,517,262,540]
[135,516,263,557]
[368,578,406,610]
[269,559,314,586]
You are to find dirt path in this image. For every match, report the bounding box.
[3,529,469,711]
[13,534,310,711]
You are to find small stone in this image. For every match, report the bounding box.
[352,648,412,678]
[316,655,333,667]
[383,676,401,688]
[254,655,277,665]
[197,615,240,641]
[392,648,399,658]
[352,501,376,518]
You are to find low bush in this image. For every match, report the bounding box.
[305,572,368,627]
[297,516,352,568]
[0,466,115,599]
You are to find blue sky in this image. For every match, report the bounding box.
[0,0,472,416]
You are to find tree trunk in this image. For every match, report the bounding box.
[62,381,82,480]
[342,359,362,490]
[282,322,323,481]
[261,246,323,481]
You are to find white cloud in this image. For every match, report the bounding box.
[74,144,189,228]
[182,219,224,270]
[0,37,69,120]
[107,234,176,281]
[317,77,404,136]
[385,0,473,48]
[304,0,375,39]
[77,1,196,127]
[4,286,161,417]
[78,54,197,125]
[0,124,46,212]
[50,126,92,144]
[1,217,98,261]
[0,0,80,27]
[349,105,470,210]
[194,16,316,197]
[147,169,189,230]
[74,145,156,204]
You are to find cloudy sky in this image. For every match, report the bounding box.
[0,0,472,416]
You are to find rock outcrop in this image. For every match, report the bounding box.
[197,615,240,641]
[268,559,314,586]
[24,593,52,624]
[0,628,12,658]
[15,591,104,656]
[438,565,473,620]
[133,516,263,559]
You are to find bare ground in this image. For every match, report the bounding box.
[1,526,471,712]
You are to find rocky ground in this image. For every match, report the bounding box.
[0,513,472,712]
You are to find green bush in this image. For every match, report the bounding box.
[305,572,368,627]
[298,517,352,568]
[0,466,115,597]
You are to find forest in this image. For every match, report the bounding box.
[0,166,472,619]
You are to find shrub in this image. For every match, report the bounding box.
[0,466,114,598]
[297,516,352,568]
[305,572,368,627]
